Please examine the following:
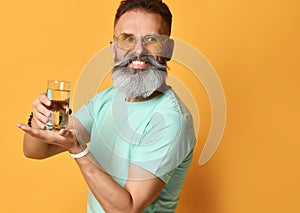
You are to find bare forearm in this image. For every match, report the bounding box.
[21,116,89,159]
[23,132,48,159]
[75,155,141,213]
[23,132,65,159]
[22,121,65,159]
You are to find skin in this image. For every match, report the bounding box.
[112,10,174,102]
[17,10,174,213]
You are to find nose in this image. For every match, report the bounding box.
[131,37,146,56]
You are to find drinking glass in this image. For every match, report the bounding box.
[46,80,71,130]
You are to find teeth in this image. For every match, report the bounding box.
[132,60,145,65]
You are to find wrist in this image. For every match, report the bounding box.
[69,145,89,159]
[27,112,33,127]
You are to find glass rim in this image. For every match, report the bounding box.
[47,80,71,91]
[48,80,71,84]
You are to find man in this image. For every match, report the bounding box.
[18,0,196,212]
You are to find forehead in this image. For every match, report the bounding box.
[114,10,167,36]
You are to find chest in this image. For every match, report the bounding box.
[88,100,157,181]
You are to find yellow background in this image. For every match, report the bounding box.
[1,0,300,212]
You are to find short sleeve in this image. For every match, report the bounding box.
[131,110,195,183]
[74,95,97,134]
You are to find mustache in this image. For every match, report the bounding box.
[114,54,167,71]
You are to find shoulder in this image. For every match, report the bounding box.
[89,86,119,105]
[94,86,117,99]
[157,88,193,121]
[146,88,195,139]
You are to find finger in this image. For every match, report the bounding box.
[58,129,67,136]
[32,96,51,118]
[17,123,64,142]
[32,106,49,125]
[17,123,42,137]
[58,129,72,137]
[35,103,51,118]
[17,123,31,131]
[17,123,45,139]
[31,116,46,129]
[38,93,51,107]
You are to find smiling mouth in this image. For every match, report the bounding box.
[129,59,149,70]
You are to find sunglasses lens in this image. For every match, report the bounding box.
[116,34,136,50]
[115,34,167,52]
[144,35,164,53]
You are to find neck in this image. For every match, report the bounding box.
[126,91,162,102]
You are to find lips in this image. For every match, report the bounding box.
[114,55,158,71]
[128,59,150,70]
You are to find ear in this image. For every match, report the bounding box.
[110,40,116,59]
[164,38,174,61]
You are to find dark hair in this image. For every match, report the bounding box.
[114,0,172,35]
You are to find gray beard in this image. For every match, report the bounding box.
[111,56,167,98]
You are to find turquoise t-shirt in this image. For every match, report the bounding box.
[74,86,196,213]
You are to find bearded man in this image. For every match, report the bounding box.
[18,0,196,212]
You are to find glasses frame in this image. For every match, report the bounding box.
[113,33,170,53]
